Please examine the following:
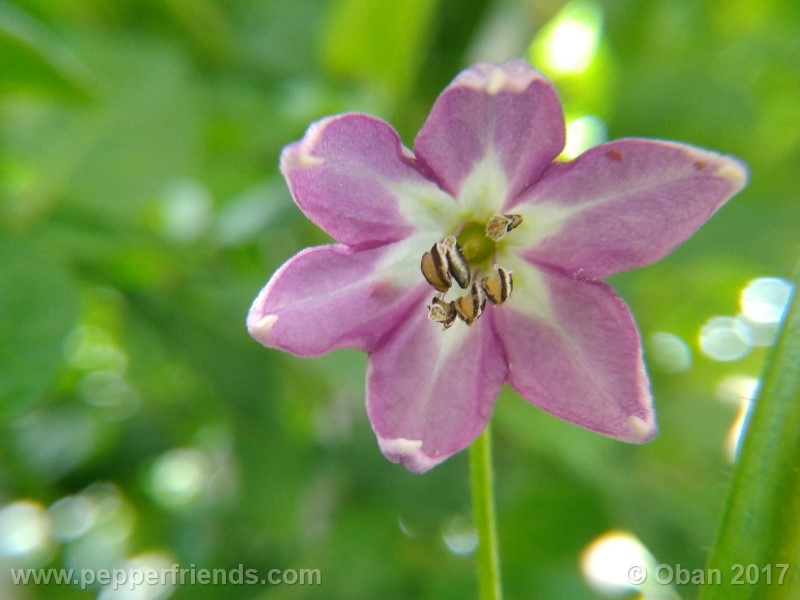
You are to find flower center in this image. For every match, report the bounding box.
[421,214,521,329]
[457,222,495,264]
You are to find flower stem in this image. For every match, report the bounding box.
[470,425,503,600]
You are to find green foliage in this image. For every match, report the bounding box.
[0,238,79,417]
[321,0,439,104]
[0,0,798,599]
[701,271,800,599]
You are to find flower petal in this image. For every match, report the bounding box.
[413,60,565,207]
[513,139,748,279]
[495,259,655,442]
[366,308,507,473]
[247,242,426,356]
[281,113,450,248]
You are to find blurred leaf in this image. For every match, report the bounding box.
[321,0,438,101]
[0,237,79,417]
[161,0,235,61]
[2,35,201,225]
[0,0,90,99]
[700,266,800,599]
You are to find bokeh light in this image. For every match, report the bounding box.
[0,501,52,561]
[148,448,212,510]
[49,494,96,541]
[715,375,760,461]
[441,516,478,557]
[740,277,793,324]
[648,332,692,373]
[562,115,608,160]
[580,531,658,597]
[537,0,603,75]
[97,552,175,600]
[698,316,754,362]
[157,180,213,244]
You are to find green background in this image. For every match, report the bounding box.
[1,0,798,598]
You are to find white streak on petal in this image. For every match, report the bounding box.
[374,233,436,288]
[505,201,583,252]
[457,150,509,215]
[385,179,455,236]
[500,255,558,322]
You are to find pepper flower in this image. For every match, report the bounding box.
[247,60,747,473]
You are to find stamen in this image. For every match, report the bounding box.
[421,219,519,329]
[454,282,486,326]
[485,214,522,241]
[441,236,470,289]
[420,242,452,293]
[481,267,513,305]
[428,297,457,329]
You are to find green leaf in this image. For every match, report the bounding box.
[700,267,800,599]
[0,237,80,417]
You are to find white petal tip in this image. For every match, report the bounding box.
[281,118,340,172]
[486,68,507,95]
[281,145,324,170]
[714,161,748,192]
[380,437,423,455]
[250,314,278,338]
[626,415,656,442]
[377,437,443,473]
[458,61,541,95]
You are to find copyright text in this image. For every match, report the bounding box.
[626,563,789,586]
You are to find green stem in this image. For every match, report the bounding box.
[699,267,800,600]
[470,425,503,600]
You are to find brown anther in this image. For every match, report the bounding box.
[428,297,456,330]
[481,267,513,305]
[485,214,522,241]
[453,282,487,326]
[420,242,452,293]
[441,236,471,288]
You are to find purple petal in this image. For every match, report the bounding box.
[514,139,748,279]
[247,243,426,356]
[367,309,507,473]
[413,60,565,205]
[495,262,655,442]
[281,113,447,248]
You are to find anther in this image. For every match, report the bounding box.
[420,242,452,293]
[454,282,486,326]
[485,214,522,241]
[481,267,513,305]
[428,297,457,329]
[441,236,470,288]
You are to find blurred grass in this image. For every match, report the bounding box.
[0,0,798,599]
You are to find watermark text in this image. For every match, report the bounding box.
[8,564,321,590]
[626,563,789,586]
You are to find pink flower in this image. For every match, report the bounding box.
[247,60,747,472]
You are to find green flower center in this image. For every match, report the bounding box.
[457,221,495,265]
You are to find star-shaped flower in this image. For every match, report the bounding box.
[247,60,747,473]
